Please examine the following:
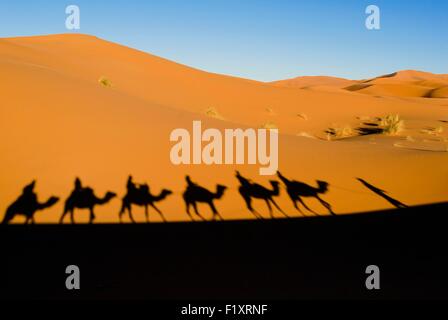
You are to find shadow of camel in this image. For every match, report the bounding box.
[59,178,116,224]
[277,171,334,216]
[357,178,408,209]
[182,175,227,221]
[235,171,287,219]
[2,180,59,224]
[119,175,172,223]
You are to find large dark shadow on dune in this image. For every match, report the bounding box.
[3,202,448,300]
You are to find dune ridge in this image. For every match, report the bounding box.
[272,69,448,99]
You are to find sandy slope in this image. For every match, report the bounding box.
[1,34,447,223]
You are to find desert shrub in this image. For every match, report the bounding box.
[260,121,278,129]
[204,107,224,120]
[380,114,404,135]
[265,107,276,115]
[434,126,444,134]
[326,125,353,139]
[421,126,444,136]
[296,132,316,139]
[99,76,113,87]
[356,115,372,121]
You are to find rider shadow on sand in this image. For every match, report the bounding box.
[59,178,116,224]
[235,171,288,219]
[2,180,59,224]
[356,178,408,209]
[119,175,173,223]
[182,175,227,221]
[277,171,335,216]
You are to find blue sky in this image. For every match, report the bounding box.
[0,0,447,81]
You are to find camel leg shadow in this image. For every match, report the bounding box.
[291,199,305,216]
[89,208,96,224]
[209,201,224,221]
[119,203,136,223]
[128,210,136,223]
[269,198,289,218]
[150,203,167,222]
[240,189,264,220]
[144,205,150,223]
[296,197,319,216]
[185,202,206,221]
[316,195,335,215]
[185,203,194,221]
[192,203,206,221]
[59,209,69,224]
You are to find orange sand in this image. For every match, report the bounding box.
[1,34,447,223]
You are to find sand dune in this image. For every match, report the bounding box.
[1,34,447,223]
[349,71,448,98]
[274,69,448,99]
[347,83,435,98]
[428,86,448,98]
[372,70,448,82]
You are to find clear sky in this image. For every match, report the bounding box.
[0,0,447,81]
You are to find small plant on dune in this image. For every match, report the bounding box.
[98,76,113,88]
[260,121,278,130]
[326,125,353,139]
[265,107,276,115]
[356,115,372,121]
[434,126,444,134]
[204,107,224,120]
[296,132,317,139]
[421,126,444,136]
[379,114,404,135]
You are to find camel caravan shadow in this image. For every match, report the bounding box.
[236,171,287,219]
[183,175,227,221]
[59,178,116,224]
[277,171,334,216]
[119,175,173,223]
[2,172,411,225]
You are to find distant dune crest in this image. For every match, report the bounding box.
[271,70,448,99]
